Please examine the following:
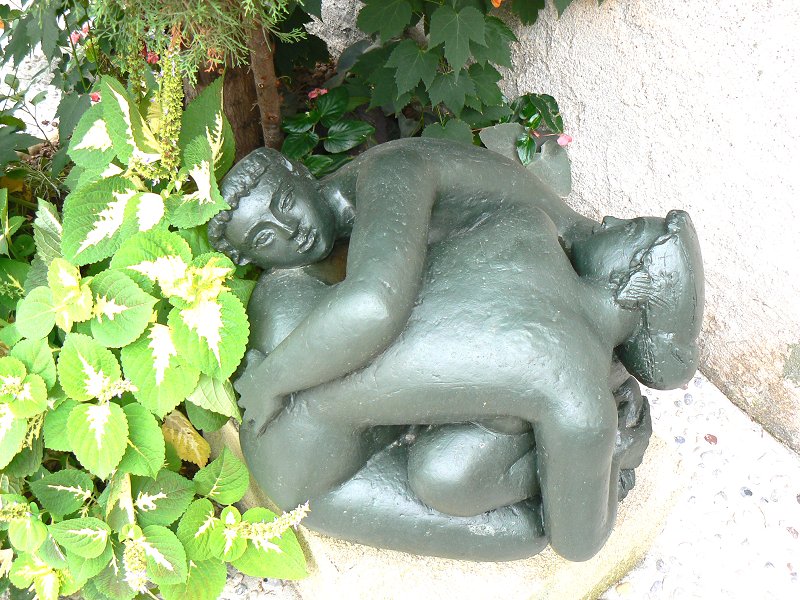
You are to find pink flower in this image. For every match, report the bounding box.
[308,88,328,99]
[81,23,90,37]
[90,92,101,103]
[556,133,573,147]
[69,31,81,44]
[146,51,159,65]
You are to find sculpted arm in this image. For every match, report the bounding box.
[236,151,437,427]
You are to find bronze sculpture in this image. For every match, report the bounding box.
[207,138,704,562]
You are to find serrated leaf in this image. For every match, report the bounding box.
[468,63,503,107]
[132,470,194,527]
[47,258,93,331]
[110,228,193,293]
[428,70,477,116]
[49,517,111,559]
[160,558,226,600]
[40,395,75,450]
[125,191,166,234]
[0,404,27,469]
[179,77,234,179]
[141,525,188,586]
[10,338,56,390]
[9,517,48,554]
[0,356,47,418]
[169,292,248,380]
[105,471,136,532]
[209,506,246,561]
[161,410,210,467]
[121,323,200,418]
[94,543,137,600]
[167,137,228,229]
[323,120,375,154]
[356,0,413,43]
[226,277,256,309]
[231,507,308,579]
[386,39,439,95]
[31,199,62,270]
[68,101,116,169]
[422,119,474,144]
[29,471,94,517]
[429,6,486,72]
[99,77,161,166]
[65,542,113,586]
[61,176,140,265]
[67,402,129,479]
[193,448,249,505]
[185,401,229,432]
[175,499,218,561]
[185,375,240,421]
[470,16,517,67]
[118,403,165,478]
[14,286,55,340]
[37,534,68,570]
[88,271,157,348]
[0,259,28,308]
[8,553,58,598]
[57,333,122,402]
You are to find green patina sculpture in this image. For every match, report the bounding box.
[207,138,704,562]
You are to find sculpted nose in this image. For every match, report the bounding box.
[272,219,296,237]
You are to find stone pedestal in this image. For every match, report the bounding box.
[206,425,680,600]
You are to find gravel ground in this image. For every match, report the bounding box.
[220,373,800,599]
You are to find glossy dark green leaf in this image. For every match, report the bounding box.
[282,111,319,134]
[315,87,349,127]
[323,120,375,154]
[281,131,320,159]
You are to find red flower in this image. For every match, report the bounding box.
[90,92,101,103]
[146,51,159,65]
[308,88,328,99]
[69,31,81,44]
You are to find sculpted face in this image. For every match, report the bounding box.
[224,164,336,268]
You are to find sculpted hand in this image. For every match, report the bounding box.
[234,349,286,431]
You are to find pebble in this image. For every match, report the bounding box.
[704,433,718,444]
[614,581,633,596]
[683,393,694,405]
[674,435,685,444]
[741,487,753,497]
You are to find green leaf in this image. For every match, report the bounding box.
[231,507,308,579]
[57,333,122,402]
[516,133,537,165]
[37,534,69,570]
[64,542,113,586]
[61,176,141,265]
[323,120,375,154]
[169,292,248,380]
[47,258,93,331]
[67,102,116,170]
[185,401,229,432]
[511,0,546,26]
[9,517,48,553]
[10,338,57,390]
[468,63,503,107]
[0,357,47,418]
[160,558,226,600]
[49,517,111,559]
[554,0,575,16]
[525,93,564,133]
[117,403,165,478]
[29,470,94,517]
[177,225,214,258]
[470,16,517,68]
[226,277,256,308]
[104,471,136,533]
[428,70,477,116]
[0,404,27,469]
[281,131,320,159]
[176,499,218,561]
[356,0,413,43]
[93,543,136,600]
[110,229,193,293]
[132,470,194,527]
[31,198,62,268]
[14,286,55,340]
[193,447,249,505]
[67,401,129,479]
[282,111,319,134]
[179,76,235,179]
[0,259,28,308]
[209,505,246,561]
[40,394,74,449]
[422,119,475,145]
[57,92,92,150]
[315,87,349,128]
[5,433,43,477]
[121,323,200,418]
[185,375,240,421]
[99,77,161,166]
[88,271,157,348]
[141,525,188,586]
[386,40,439,95]
[429,6,486,72]
[167,137,229,229]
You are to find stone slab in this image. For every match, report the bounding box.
[207,425,681,600]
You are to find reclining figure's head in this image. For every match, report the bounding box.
[208,148,336,269]
[572,210,704,389]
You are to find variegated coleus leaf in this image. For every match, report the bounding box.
[99,76,162,168]
[0,403,27,470]
[167,137,229,229]
[49,517,112,559]
[179,76,235,179]
[28,470,95,518]
[14,286,56,340]
[121,323,200,419]
[47,258,93,332]
[89,270,158,348]
[62,176,167,266]
[67,101,116,171]
[110,229,193,294]
[0,356,48,419]
[67,401,129,480]
[56,333,128,402]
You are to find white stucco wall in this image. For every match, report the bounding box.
[503,0,800,451]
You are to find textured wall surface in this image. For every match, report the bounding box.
[314,0,800,450]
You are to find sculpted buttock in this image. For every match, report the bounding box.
[208,138,704,562]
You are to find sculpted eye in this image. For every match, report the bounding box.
[279,192,294,212]
[253,229,275,248]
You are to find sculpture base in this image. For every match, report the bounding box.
[206,425,680,600]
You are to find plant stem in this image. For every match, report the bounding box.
[249,27,283,149]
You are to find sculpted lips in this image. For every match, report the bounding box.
[295,228,316,253]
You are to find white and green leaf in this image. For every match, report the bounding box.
[175,499,218,561]
[42,397,77,451]
[0,404,27,470]
[231,507,308,580]
[160,558,227,600]
[208,505,246,561]
[121,323,200,418]
[67,401,129,479]
[89,271,157,348]
[10,337,57,390]
[57,333,122,402]
[29,470,94,517]
[179,76,235,178]
[131,470,194,528]
[100,76,161,166]
[14,286,56,340]
[141,524,188,586]
[49,517,111,559]
[193,447,249,505]
[167,137,228,228]
[9,517,48,554]
[110,229,193,293]
[47,257,93,331]
[116,403,165,478]
[68,101,116,169]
